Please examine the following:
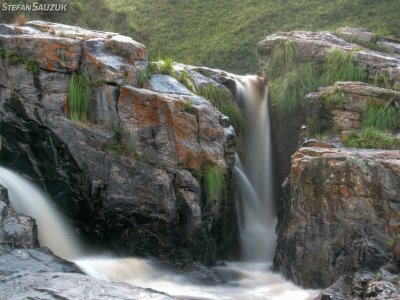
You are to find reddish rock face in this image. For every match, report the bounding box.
[118,86,227,170]
[0,34,81,72]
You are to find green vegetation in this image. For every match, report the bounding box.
[322,90,347,110]
[184,99,195,113]
[137,68,152,88]
[322,48,367,84]
[160,57,173,75]
[363,99,400,130]
[394,82,400,92]
[268,63,318,113]
[342,127,400,149]
[106,123,142,159]
[4,0,400,73]
[266,43,368,114]
[175,70,197,93]
[200,84,244,134]
[68,73,91,122]
[374,73,392,89]
[0,48,40,75]
[306,117,320,138]
[203,163,226,202]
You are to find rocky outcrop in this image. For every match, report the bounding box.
[0,21,239,264]
[258,28,400,296]
[275,147,400,288]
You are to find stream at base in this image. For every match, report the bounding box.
[75,257,318,300]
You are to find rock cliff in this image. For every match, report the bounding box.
[258,27,400,298]
[0,21,239,264]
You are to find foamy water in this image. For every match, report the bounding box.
[75,257,318,300]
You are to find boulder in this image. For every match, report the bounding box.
[274,147,400,288]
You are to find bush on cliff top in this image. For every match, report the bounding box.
[68,73,91,122]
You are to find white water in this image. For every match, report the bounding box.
[0,167,82,259]
[235,76,277,261]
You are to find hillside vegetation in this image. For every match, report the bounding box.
[2,0,400,73]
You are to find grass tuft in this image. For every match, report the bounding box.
[343,127,400,149]
[269,63,318,113]
[203,163,226,202]
[200,84,244,134]
[363,99,400,130]
[68,73,91,122]
[160,57,174,75]
[265,40,298,78]
[322,48,367,85]
[106,123,142,160]
[137,68,152,88]
[322,90,347,110]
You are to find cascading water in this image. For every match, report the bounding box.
[0,167,82,259]
[234,76,277,261]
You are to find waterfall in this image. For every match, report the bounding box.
[234,76,277,261]
[0,167,82,259]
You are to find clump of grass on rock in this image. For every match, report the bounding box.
[68,73,91,122]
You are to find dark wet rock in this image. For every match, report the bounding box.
[0,187,39,253]
[0,271,175,300]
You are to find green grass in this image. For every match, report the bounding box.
[185,99,195,113]
[137,68,152,88]
[269,63,319,113]
[394,82,400,92]
[321,48,367,85]
[68,73,91,122]
[374,73,393,89]
[342,127,400,149]
[0,48,40,75]
[160,57,174,75]
[322,90,347,110]
[203,163,226,202]
[362,99,400,130]
[3,0,400,74]
[265,40,298,78]
[200,84,244,134]
[106,123,142,159]
[175,70,197,93]
[305,117,320,138]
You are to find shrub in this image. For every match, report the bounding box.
[269,63,318,113]
[342,127,400,149]
[203,163,226,202]
[322,48,367,85]
[200,84,244,134]
[362,99,400,130]
[185,99,195,113]
[68,73,91,122]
